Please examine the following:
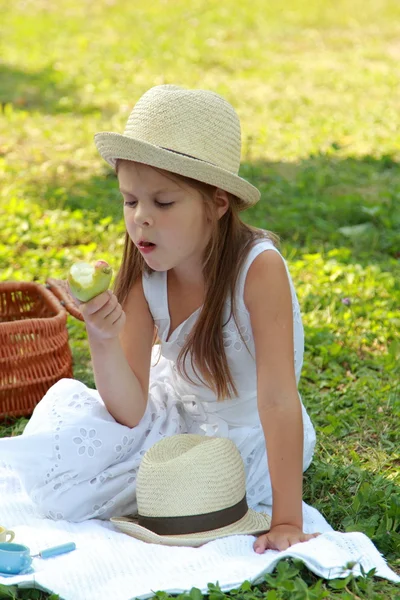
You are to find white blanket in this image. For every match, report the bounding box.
[0,467,398,600]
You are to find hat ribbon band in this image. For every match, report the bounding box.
[160,146,217,168]
[138,495,248,536]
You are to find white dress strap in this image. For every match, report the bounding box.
[142,270,168,320]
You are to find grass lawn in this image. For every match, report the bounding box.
[1,0,399,598]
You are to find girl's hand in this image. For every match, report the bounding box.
[68,282,126,341]
[253,524,321,553]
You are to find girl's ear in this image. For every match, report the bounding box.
[214,189,230,220]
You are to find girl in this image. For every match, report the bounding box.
[0,84,319,553]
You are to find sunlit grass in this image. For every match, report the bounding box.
[0,0,399,597]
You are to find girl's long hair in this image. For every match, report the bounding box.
[113,159,280,401]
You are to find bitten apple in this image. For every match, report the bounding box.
[68,260,113,302]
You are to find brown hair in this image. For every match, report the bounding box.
[113,159,280,401]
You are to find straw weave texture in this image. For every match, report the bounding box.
[137,435,244,517]
[94,85,261,208]
[111,434,272,546]
[124,86,241,173]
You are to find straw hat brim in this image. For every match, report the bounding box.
[94,132,260,209]
[110,508,271,547]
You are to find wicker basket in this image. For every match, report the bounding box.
[0,278,84,419]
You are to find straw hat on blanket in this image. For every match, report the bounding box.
[111,434,271,547]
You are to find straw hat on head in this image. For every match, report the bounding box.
[94,84,260,210]
[110,434,271,547]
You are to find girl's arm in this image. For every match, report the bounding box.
[87,334,147,428]
[245,250,320,552]
[72,277,154,428]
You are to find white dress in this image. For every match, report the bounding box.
[0,238,316,522]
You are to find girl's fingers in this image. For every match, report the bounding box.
[304,532,321,540]
[112,310,125,326]
[253,533,273,553]
[258,535,289,552]
[253,531,322,554]
[277,538,290,551]
[81,291,111,316]
[101,296,119,319]
[254,542,266,553]
[58,279,80,306]
[107,304,122,323]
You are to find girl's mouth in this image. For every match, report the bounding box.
[138,241,157,254]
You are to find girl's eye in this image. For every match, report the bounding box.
[123,200,174,209]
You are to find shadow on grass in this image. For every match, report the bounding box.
[25,152,400,265]
[0,63,107,116]
[242,154,400,263]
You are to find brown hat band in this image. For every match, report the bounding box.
[160,146,216,167]
[137,495,248,536]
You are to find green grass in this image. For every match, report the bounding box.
[1,0,399,598]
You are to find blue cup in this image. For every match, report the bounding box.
[0,543,32,575]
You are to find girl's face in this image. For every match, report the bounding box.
[118,161,215,278]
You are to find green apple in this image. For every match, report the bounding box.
[68,260,113,302]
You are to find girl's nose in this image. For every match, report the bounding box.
[133,206,153,228]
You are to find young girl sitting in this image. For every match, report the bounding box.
[0,84,320,553]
